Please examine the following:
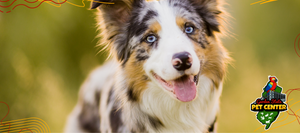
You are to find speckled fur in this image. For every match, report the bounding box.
[64,0,230,132]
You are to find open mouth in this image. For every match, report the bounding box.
[152,72,199,102]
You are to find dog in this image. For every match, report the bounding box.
[64,0,230,132]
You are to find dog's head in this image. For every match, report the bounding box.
[92,0,229,102]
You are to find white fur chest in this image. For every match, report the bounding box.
[140,75,222,132]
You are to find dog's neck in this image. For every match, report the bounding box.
[119,74,222,132]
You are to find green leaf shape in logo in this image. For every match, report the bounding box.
[256,110,279,129]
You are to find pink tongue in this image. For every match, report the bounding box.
[174,76,197,102]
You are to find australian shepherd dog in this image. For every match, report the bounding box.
[65,0,230,132]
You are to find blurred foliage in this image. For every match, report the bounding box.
[0,0,300,132]
[0,1,107,132]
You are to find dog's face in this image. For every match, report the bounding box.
[92,0,228,102]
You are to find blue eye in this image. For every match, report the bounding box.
[185,26,194,34]
[146,35,157,43]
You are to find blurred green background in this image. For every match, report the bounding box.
[0,0,300,132]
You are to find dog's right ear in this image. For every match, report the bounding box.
[90,0,134,27]
[90,0,135,63]
[90,0,111,9]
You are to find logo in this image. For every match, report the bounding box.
[250,76,287,130]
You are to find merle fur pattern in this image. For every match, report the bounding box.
[65,0,226,132]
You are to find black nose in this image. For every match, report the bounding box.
[172,52,192,71]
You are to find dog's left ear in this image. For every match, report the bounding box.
[188,0,223,36]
